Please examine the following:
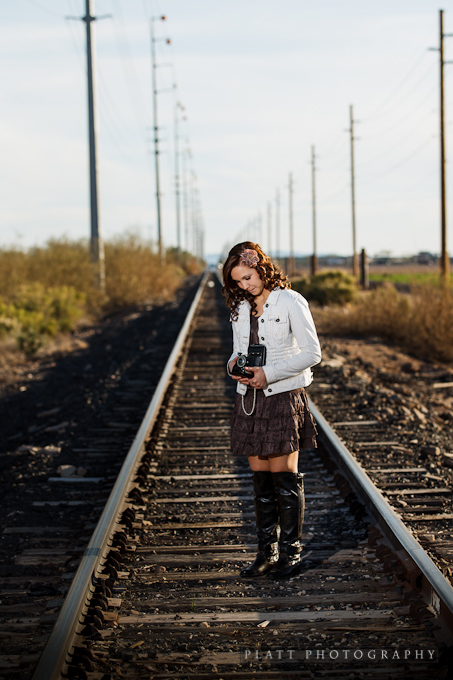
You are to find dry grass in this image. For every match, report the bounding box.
[0,234,203,356]
[292,271,357,306]
[316,284,453,364]
[103,236,192,311]
[0,235,201,310]
[0,239,92,297]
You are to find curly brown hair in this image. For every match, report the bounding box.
[222,241,290,320]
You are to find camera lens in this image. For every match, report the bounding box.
[237,354,247,368]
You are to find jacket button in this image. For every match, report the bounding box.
[265,303,269,307]
[268,388,272,392]
[276,318,280,322]
[261,318,264,323]
[261,337,264,341]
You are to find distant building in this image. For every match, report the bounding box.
[372,256,392,266]
[325,256,348,266]
[416,252,437,265]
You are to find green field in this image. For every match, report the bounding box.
[292,264,452,288]
[369,271,451,287]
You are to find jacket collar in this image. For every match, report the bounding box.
[266,288,281,306]
[238,287,282,315]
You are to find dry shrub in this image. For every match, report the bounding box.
[0,239,97,306]
[167,247,202,276]
[292,270,357,306]
[104,234,188,310]
[0,249,29,298]
[0,233,203,355]
[0,234,202,313]
[27,239,94,292]
[0,284,86,356]
[320,284,453,363]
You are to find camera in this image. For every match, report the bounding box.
[231,344,267,378]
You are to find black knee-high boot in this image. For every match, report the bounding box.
[271,471,305,579]
[240,471,279,577]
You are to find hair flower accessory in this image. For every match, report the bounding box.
[239,248,259,267]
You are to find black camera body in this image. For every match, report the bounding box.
[231,344,267,379]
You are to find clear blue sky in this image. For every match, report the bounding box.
[0,0,451,259]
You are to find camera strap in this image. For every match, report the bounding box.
[241,388,257,416]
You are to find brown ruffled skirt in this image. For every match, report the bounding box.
[230,387,317,459]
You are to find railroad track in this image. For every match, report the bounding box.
[308,344,453,586]
[0,280,201,678]
[3,274,453,679]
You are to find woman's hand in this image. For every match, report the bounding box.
[246,366,267,389]
[228,357,237,374]
[229,359,267,388]
[228,357,248,383]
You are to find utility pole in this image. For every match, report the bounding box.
[360,248,369,290]
[150,16,168,261]
[68,1,108,290]
[275,188,280,262]
[182,146,190,252]
[197,193,205,260]
[439,9,450,286]
[311,145,318,276]
[288,173,295,276]
[174,101,184,255]
[190,170,197,256]
[257,211,263,244]
[193,181,198,257]
[349,105,359,277]
[84,1,105,290]
[267,201,272,257]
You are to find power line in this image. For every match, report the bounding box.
[317,182,350,203]
[361,82,438,142]
[362,50,432,122]
[111,0,153,127]
[318,54,437,185]
[23,0,64,18]
[360,107,437,171]
[97,73,137,144]
[317,141,350,174]
[65,5,87,69]
[357,135,436,184]
[318,131,348,161]
[97,93,139,161]
[66,4,138,163]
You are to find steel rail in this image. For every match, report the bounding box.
[308,397,453,637]
[33,272,209,680]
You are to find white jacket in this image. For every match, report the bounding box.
[227,287,322,397]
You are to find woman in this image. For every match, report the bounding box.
[222,242,322,579]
